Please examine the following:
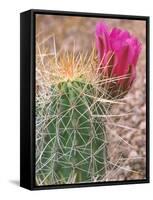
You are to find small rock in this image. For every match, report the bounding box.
[129,150,138,158]
[135,135,145,147]
[139,121,146,130]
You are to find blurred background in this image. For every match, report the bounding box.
[36,14,146,181]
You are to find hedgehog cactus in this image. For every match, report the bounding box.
[36,22,141,185]
[36,63,109,184]
[47,79,107,183]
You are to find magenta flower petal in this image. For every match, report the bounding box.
[132,38,141,66]
[110,28,122,39]
[118,31,130,40]
[113,44,131,76]
[96,22,111,61]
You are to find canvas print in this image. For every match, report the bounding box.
[35,14,147,186]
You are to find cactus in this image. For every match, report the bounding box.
[36,76,109,184]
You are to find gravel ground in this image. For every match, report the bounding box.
[36,14,147,181]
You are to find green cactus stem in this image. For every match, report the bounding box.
[36,77,108,185]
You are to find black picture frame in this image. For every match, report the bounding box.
[20,9,150,190]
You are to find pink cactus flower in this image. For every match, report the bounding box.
[96,22,141,90]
